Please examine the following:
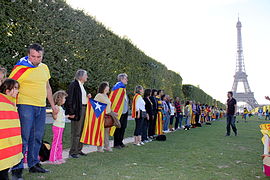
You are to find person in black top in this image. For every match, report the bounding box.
[149,89,157,138]
[226,91,237,136]
[142,89,154,142]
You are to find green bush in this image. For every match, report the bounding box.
[0,0,183,98]
[182,84,225,109]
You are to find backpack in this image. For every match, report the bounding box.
[155,135,166,141]
[39,141,51,162]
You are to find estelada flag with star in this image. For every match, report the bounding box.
[9,56,36,81]
[109,81,126,136]
[80,98,107,146]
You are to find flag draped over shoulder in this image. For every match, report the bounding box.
[80,99,107,146]
[156,112,163,135]
[131,94,141,118]
[0,93,23,171]
[9,56,36,81]
[109,82,126,136]
[155,96,163,135]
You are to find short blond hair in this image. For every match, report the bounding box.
[53,90,68,106]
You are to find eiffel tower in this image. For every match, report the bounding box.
[231,18,259,109]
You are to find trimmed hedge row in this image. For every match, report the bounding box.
[182,84,226,109]
[0,0,183,98]
[1,0,223,108]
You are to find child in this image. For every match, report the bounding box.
[49,90,69,164]
[0,79,23,180]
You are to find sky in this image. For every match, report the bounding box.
[66,0,270,106]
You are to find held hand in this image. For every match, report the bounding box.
[52,106,59,115]
[146,114,149,120]
[69,115,75,119]
[87,93,92,99]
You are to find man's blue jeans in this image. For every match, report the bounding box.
[226,114,237,135]
[13,104,46,169]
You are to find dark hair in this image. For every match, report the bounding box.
[98,81,109,93]
[185,101,190,106]
[157,90,163,95]
[144,89,151,98]
[28,43,44,54]
[151,89,157,96]
[0,79,19,94]
[161,94,166,100]
[228,91,233,96]
[53,90,68,106]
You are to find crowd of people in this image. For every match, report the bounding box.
[0,43,226,180]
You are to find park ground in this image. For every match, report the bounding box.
[24,116,270,180]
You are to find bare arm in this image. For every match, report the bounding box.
[47,81,59,114]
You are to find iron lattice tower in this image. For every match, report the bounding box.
[231,18,259,109]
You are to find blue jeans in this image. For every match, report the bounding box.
[163,112,170,131]
[175,114,183,129]
[13,104,46,169]
[185,116,191,127]
[226,114,237,135]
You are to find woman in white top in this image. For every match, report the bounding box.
[131,85,146,146]
[169,99,176,131]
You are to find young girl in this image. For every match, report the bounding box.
[0,79,23,180]
[49,90,69,164]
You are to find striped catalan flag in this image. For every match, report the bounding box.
[155,96,163,135]
[109,82,126,136]
[155,111,163,135]
[131,94,141,118]
[80,98,107,146]
[0,93,23,171]
[9,56,36,81]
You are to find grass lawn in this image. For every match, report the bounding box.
[26,116,269,180]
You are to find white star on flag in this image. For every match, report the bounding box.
[94,102,102,111]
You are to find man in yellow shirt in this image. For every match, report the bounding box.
[10,44,58,178]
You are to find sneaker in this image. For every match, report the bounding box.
[104,148,113,152]
[140,142,145,145]
[69,154,79,158]
[133,143,141,146]
[79,152,87,156]
[120,144,126,148]
[113,145,122,149]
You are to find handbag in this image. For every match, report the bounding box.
[104,114,114,128]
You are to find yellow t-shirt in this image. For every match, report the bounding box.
[17,63,50,107]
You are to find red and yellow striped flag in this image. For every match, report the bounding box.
[131,94,141,118]
[109,82,126,136]
[9,56,36,82]
[0,93,23,171]
[80,98,107,146]
[155,96,163,135]
[155,111,163,135]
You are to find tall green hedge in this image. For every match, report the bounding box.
[1,0,224,107]
[182,84,226,109]
[0,0,183,98]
